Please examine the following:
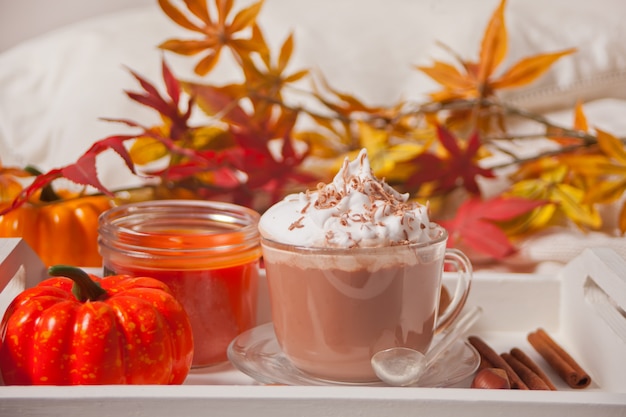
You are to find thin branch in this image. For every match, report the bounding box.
[487,143,592,170]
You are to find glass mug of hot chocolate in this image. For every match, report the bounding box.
[259,149,472,383]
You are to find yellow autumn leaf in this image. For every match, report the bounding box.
[190,126,233,150]
[504,165,602,232]
[358,121,387,153]
[129,136,169,165]
[510,157,561,182]
[507,176,549,199]
[540,164,568,183]
[551,183,602,229]
[500,177,558,234]
[294,130,341,158]
[329,122,426,182]
[324,123,385,176]
[379,143,428,183]
[499,203,557,237]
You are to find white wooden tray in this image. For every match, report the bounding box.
[0,238,625,417]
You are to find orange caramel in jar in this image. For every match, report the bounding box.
[98,200,261,367]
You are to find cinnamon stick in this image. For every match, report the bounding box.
[502,352,550,390]
[475,343,494,371]
[467,336,528,390]
[510,347,557,390]
[527,328,591,389]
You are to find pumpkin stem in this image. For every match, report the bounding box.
[24,165,61,202]
[48,265,108,302]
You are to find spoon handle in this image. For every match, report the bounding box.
[425,305,483,366]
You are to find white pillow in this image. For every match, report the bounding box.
[500,0,626,111]
[0,0,624,190]
[0,7,177,189]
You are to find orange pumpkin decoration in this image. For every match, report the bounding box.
[0,194,112,267]
[0,165,112,267]
[0,265,194,385]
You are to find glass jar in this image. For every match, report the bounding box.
[98,200,261,368]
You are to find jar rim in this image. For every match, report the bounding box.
[98,200,261,259]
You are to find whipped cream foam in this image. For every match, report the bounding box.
[259,149,439,248]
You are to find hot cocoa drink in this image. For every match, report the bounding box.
[259,149,472,383]
[263,240,446,381]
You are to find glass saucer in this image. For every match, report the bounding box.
[227,322,480,387]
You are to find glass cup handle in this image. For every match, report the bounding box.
[434,248,473,332]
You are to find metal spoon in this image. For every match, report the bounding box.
[371,305,483,386]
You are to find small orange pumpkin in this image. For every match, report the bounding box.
[0,165,112,267]
[0,193,112,267]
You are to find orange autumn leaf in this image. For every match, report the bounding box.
[548,100,589,146]
[569,129,626,214]
[564,129,626,183]
[312,73,386,117]
[158,0,265,75]
[585,177,626,205]
[573,101,589,132]
[477,0,507,85]
[239,30,309,103]
[158,0,206,32]
[597,128,626,166]
[418,0,575,102]
[491,48,577,89]
[304,74,387,154]
[418,62,474,92]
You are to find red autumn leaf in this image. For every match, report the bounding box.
[228,142,315,207]
[407,125,494,195]
[153,160,242,190]
[162,57,181,105]
[1,135,138,214]
[440,196,548,259]
[0,169,62,215]
[183,81,250,127]
[181,77,315,207]
[147,147,242,189]
[124,60,193,141]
